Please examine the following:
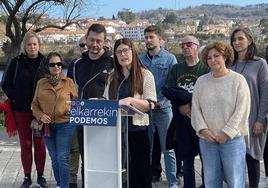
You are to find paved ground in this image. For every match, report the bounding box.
[0,127,267,188]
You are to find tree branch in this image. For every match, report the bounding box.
[1,0,24,42]
[33,21,77,33]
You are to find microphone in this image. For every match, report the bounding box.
[80,66,111,99]
[116,71,130,100]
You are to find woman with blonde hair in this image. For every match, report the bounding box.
[2,31,47,188]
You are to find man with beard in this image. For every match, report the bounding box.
[140,25,178,188]
[70,23,113,187]
[166,35,209,188]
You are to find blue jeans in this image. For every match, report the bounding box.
[199,136,246,188]
[149,108,177,187]
[183,156,195,188]
[44,123,74,188]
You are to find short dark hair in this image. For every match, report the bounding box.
[86,23,107,39]
[44,51,63,74]
[144,25,162,37]
[202,42,234,68]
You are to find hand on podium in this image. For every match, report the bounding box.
[119,97,132,106]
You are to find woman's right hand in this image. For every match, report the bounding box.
[200,129,216,143]
[40,114,51,124]
[253,121,264,136]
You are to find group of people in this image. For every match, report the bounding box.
[1,22,268,188]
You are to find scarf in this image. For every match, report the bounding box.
[0,99,17,137]
[45,73,64,87]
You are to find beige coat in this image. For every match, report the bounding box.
[32,77,78,124]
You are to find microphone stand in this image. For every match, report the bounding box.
[116,70,130,100]
[80,67,110,99]
[116,70,130,188]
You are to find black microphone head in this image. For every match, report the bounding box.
[102,65,113,74]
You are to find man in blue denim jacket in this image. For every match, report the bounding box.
[140,25,178,188]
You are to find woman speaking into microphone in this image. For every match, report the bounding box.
[103,38,157,188]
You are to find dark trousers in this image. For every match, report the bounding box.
[129,130,152,188]
[246,153,260,187]
[264,137,268,177]
[152,130,183,179]
[69,129,79,184]
[175,147,183,177]
[152,130,162,178]
[14,112,46,174]
[76,126,84,188]
[183,156,196,188]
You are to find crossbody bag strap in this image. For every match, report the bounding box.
[147,99,153,125]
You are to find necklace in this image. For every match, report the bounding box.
[234,61,247,74]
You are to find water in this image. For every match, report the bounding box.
[0,69,68,82]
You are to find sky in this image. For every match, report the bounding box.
[87,0,268,18]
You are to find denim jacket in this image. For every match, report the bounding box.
[140,48,177,109]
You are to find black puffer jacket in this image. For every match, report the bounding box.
[2,52,46,112]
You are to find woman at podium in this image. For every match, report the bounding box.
[103,38,157,188]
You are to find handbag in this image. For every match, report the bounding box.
[30,119,43,137]
[30,119,43,130]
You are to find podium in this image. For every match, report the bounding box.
[82,100,145,188]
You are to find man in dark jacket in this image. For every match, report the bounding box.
[68,23,113,188]
[167,35,209,188]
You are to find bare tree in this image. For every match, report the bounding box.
[0,0,85,61]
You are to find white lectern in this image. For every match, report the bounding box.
[84,103,145,188]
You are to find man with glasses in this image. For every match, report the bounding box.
[67,23,113,188]
[166,35,209,188]
[78,35,88,53]
[140,25,178,188]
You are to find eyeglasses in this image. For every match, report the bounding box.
[115,48,131,56]
[48,62,63,67]
[79,43,86,48]
[179,42,199,48]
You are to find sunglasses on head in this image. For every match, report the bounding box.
[48,62,63,67]
[79,43,86,48]
[180,42,199,48]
